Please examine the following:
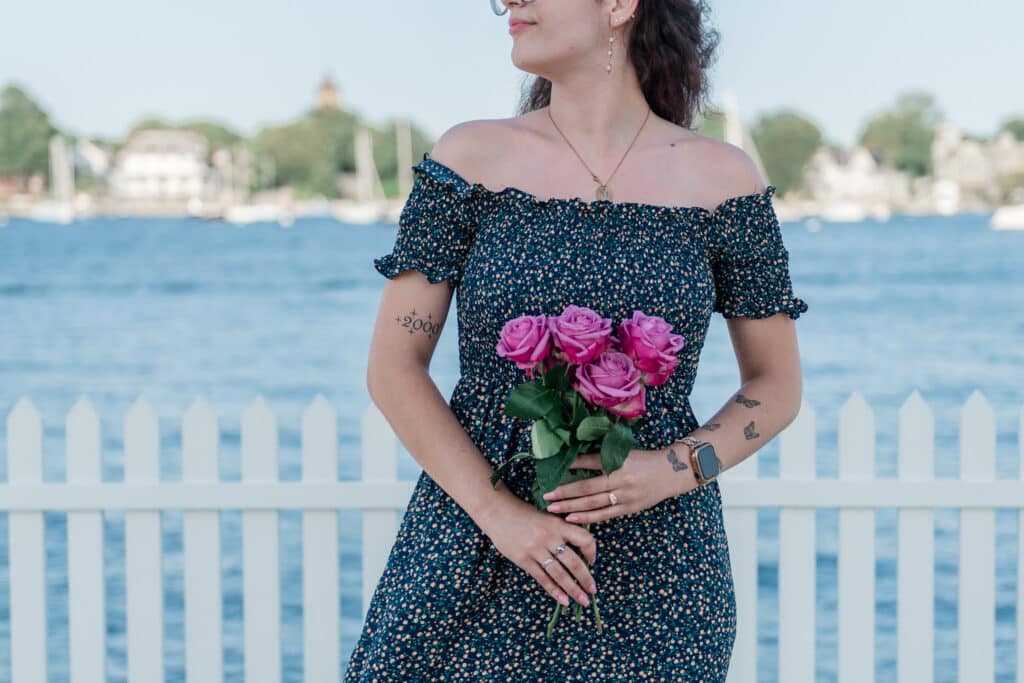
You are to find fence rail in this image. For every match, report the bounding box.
[1,390,1022,682]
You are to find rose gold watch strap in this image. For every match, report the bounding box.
[681,438,706,485]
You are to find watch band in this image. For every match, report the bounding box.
[678,436,709,486]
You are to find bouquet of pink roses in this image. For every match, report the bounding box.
[492,304,685,636]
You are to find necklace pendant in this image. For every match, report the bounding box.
[595,184,611,201]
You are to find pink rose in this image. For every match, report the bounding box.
[617,311,685,387]
[573,350,647,419]
[548,305,614,365]
[496,314,552,379]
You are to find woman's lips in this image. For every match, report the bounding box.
[509,21,535,34]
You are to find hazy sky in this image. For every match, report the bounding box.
[2,0,1019,147]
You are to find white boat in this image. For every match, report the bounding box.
[820,201,868,223]
[29,200,74,224]
[991,204,1024,231]
[332,125,408,225]
[26,135,76,224]
[224,202,294,227]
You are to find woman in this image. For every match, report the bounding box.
[348,0,808,680]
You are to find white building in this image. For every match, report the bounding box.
[108,130,210,201]
[933,122,1024,206]
[802,145,912,206]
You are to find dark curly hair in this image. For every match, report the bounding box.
[515,0,721,129]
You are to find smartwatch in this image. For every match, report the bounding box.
[678,436,722,486]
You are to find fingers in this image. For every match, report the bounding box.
[523,562,572,608]
[570,498,641,524]
[546,463,611,501]
[546,490,614,515]
[537,551,595,606]
[563,522,598,567]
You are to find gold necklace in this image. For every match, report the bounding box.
[546,105,651,201]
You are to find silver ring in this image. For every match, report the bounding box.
[541,557,555,568]
[608,491,619,505]
[554,544,566,555]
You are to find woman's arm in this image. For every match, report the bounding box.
[665,311,804,490]
[367,268,526,532]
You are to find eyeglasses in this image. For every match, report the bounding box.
[490,0,537,16]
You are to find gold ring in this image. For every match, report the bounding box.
[608,491,618,505]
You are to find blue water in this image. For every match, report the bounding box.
[0,212,1020,682]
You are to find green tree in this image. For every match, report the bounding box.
[998,116,1024,141]
[750,110,823,195]
[858,91,942,177]
[0,83,59,179]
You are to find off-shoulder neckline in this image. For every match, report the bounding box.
[416,153,777,219]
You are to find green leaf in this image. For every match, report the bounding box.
[531,420,565,460]
[569,390,590,427]
[576,415,612,441]
[504,382,558,420]
[600,421,636,476]
[489,452,532,487]
[534,454,569,502]
[542,363,570,392]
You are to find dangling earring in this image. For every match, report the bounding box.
[607,15,630,74]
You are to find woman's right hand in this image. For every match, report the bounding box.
[479,498,599,608]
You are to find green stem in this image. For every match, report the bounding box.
[546,600,563,638]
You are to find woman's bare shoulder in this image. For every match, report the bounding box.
[682,132,769,204]
[427,114,541,183]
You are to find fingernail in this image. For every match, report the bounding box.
[543,492,555,500]
[578,593,590,606]
[559,594,570,606]
[589,582,597,594]
[547,503,561,511]
[566,514,579,522]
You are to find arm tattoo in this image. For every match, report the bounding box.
[703,423,721,431]
[734,393,761,408]
[743,420,760,440]
[394,308,441,339]
[666,446,689,472]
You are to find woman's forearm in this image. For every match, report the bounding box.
[368,367,525,531]
[665,373,802,493]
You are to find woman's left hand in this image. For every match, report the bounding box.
[541,447,696,524]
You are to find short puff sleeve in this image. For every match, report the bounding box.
[709,185,809,320]
[373,154,480,289]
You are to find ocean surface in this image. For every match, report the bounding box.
[0,210,1020,682]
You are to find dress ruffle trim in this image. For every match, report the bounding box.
[371,153,482,287]
[372,252,461,286]
[715,295,809,321]
[416,153,777,223]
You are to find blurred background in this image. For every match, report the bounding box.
[0,1,1022,682]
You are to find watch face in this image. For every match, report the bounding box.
[696,444,719,477]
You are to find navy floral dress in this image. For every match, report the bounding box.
[346,152,808,682]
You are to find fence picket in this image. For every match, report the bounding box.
[124,397,164,683]
[302,395,340,683]
[838,392,876,683]
[66,398,106,683]
[241,395,281,683]
[958,390,996,683]
[182,396,224,682]
[897,390,935,683]
[7,398,47,683]
[778,398,817,683]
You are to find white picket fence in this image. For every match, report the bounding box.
[0,389,1021,682]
